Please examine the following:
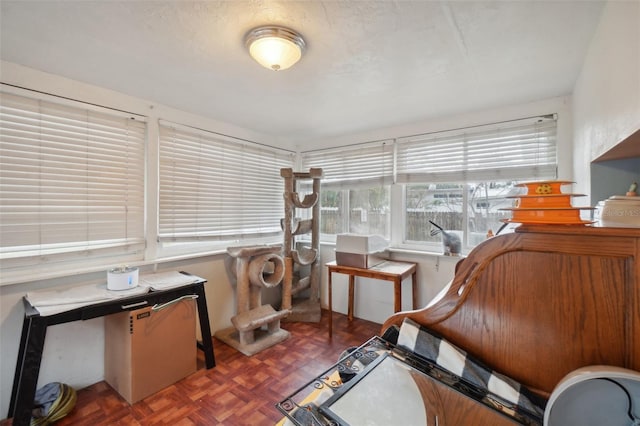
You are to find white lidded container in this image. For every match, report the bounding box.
[335,234,389,268]
[336,234,388,254]
[107,266,139,291]
[597,195,640,227]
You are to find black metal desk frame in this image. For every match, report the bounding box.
[8,276,215,426]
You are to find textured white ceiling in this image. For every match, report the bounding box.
[0,1,604,145]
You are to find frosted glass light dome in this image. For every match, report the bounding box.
[245,26,306,71]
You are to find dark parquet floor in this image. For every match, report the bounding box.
[5,310,381,426]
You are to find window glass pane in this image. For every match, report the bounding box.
[406,184,463,244]
[349,186,390,238]
[319,186,390,238]
[405,181,518,249]
[320,189,345,235]
[466,181,518,246]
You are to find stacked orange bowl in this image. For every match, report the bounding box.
[501,181,593,225]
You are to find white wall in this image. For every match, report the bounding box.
[572,1,640,201]
[0,60,574,417]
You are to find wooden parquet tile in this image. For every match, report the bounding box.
[4,310,381,426]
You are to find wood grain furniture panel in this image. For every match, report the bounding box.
[382,225,640,398]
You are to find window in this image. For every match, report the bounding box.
[0,88,146,283]
[302,116,556,251]
[301,141,393,239]
[318,187,391,237]
[399,115,557,250]
[348,186,390,236]
[405,181,518,248]
[158,121,295,247]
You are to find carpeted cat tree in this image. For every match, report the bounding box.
[215,244,290,356]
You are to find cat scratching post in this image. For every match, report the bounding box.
[281,168,323,322]
[215,244,290,356]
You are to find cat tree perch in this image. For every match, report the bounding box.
[281,167,323,323]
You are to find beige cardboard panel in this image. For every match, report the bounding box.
[105,299,197,404]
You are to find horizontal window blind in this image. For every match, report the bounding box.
[300,140,394,189]
[0,90,146,277]
[159,121,294,241]
[396,115,557,183]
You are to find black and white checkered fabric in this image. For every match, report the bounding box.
[397,318,546,420]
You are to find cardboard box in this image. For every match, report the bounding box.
[104,299,197,404]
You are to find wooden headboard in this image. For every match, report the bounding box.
[382,225,640,397]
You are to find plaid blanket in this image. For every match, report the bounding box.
[396,318,546,422]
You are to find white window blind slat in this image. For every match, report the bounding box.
[397,116,557,183]
[0,91,146,274]
[301,140,394,189]
[158,121,295,241]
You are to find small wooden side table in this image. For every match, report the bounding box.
[326,260,417,337]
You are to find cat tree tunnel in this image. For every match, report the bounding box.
[215,244,291,356]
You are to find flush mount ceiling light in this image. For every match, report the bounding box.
[245,25,306,71]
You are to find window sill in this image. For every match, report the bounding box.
[386,246,467,260]
[319,241,467,259]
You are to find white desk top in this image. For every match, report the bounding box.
[26,271,202,316]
